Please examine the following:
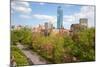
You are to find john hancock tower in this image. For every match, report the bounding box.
[57,6,63,29]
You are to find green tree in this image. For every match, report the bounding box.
[71,28,95,61]
[11,27,33,46]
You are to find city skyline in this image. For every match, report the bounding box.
[11,1,95,29]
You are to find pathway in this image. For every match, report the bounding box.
[16,43,47,65]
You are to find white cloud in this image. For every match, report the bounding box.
[74,6,94,18]
[76,6,95,27]
[11,1,32,14]
[65,5,75,7]
[39,3,45,5]
[63,15,77,29]
[20,15,31,19]
[18,2,30,7]
[63,6,95,28]
[14,6,32,14]
[32,14,56,23]
[63,15,76,23]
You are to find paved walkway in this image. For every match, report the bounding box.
[16,43,47,65]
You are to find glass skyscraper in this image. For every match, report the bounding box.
[57,6,63,29]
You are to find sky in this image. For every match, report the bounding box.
[11,1,95,29]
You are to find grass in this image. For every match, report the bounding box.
[11,45,29,66]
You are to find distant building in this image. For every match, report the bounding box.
[70,18,88,35]
[44,22,48,30]
[16,25,23,30]
[59,28,70,35]
[11,25,23,30]
[38,24,43,32]
[44,22,49,36]
[11,25,15,30]
[57,6,63,29]
[48,22,53,30]
[79,18,88,29]
[70,24,81,35]
[32,24,45,33]
[71,24,81,32]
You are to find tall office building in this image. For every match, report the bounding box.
[44,22,48,30]
[48,22,53,29]
[57,6,63,29]
[79,18,88,28]
[44,22,49,36]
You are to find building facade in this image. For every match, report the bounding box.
[79,18,88,28]
[70,18,88,36]
[57,6,63,29]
